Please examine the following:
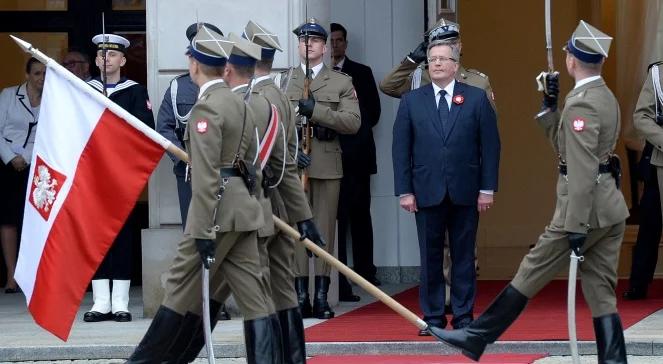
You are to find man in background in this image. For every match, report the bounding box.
[62,50,91,80]
[330,22,382,302]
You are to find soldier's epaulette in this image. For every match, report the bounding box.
[331,68,351,78]
[648,61,663,71]
[466,68,488,78]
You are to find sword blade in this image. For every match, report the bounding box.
[545,0,554,72]
[567,253,581,364]
[202,266,215,364]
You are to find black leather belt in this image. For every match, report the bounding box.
[559,164,611,176]
[220,167,241,178]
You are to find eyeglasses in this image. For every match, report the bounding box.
[62,61,86,67]
[427,56,457,64]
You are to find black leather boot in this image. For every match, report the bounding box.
[244,316,282,364]
[295,277,312,318]
[270,313,285,363]
[167,300,223,364]
[313,276,334,319]
[277,307,306,364]
[431,284,528,361]
[594,313,627,364]
[159,311,201,363]
[125,305,184,363]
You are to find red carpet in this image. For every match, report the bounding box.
[305,279,663,342]
[308,354,548,363]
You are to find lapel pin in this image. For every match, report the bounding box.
[453,94,464,105]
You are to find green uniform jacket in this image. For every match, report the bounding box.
[379,58,496,111]
[285,65,361,179]
[183,80,264,239]
[536,78,628,233]
[253,77,313,224]
[634,65,663,168]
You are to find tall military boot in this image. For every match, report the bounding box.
[270,313,285,363]
[294,277,312,318]
[432,284,528,361]
[111,280,132,322]
[125,305,184,363]
[277,307,306,364]
[165,300,223,364]
[244,316,282,364]
[593,313,627,364]
[313,276,334,319]
[83,279,112,322]
[158,312,201,364]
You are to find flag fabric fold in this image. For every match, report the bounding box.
[15,64,165,341]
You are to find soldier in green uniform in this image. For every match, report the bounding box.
[379,19,496,112]
[285,18,361,319]
[224,30,324,362]
[433,21,629,364]
[244,21,319,363]
[161,28,325,364]
[125,27,280,363]
[634,62,663,167]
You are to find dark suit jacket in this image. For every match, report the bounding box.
[338,57,381,175]
[392,81,500,207]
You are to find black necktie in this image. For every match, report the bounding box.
[438,90,449,134]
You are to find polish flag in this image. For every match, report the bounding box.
[14,61,168,341]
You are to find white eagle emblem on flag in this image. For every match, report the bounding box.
[29,156,66,221]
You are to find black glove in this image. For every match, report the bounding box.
[542,73,560,111]
[298,97,315,119]
[297,219,326,257]
[408,41,428,64]
[568,232,587,257]
[195,238,216,269]
[297,152,311,169]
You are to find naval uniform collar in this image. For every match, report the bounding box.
[198,78,224,99]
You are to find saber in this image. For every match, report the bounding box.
[202,260,215,364]
[545,0,554,72]
[567,250,583,364]
[536,0,558,93]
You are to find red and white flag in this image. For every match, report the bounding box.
[14,63,165,341]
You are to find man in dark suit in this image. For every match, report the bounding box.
[331,23,382,301]
[392,41,499,334]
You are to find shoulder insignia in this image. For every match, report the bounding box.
[466,68,488,78]
[648,61,663,71]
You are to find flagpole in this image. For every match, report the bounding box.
[9,35,188,162]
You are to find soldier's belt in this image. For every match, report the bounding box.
[558,164,611,176]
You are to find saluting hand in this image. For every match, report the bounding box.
[477,193,494,212]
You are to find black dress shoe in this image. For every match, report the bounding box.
[4,287,20,294]
[623,288,647,300]
[113,311,132,322]
[339,292,361,302]
[83,311,113,322]
[453,317,473,330]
